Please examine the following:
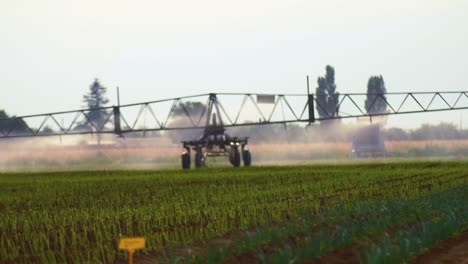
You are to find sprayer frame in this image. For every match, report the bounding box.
[181,94,250,169]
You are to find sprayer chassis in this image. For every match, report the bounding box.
[180,94,252,169]
[181,126,250,168]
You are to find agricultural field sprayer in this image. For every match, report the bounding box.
[181,94,251,169]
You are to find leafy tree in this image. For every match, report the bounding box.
[411,122,459,140]
[0,110,6,119]
[383,127,409,141]
[173,102,206,119]
[40,126,54,134]
[315,65,340,120]
[0,110,29,135]
[168,101,207,142]
[365,76,387,114]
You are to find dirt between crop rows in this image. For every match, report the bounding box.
[115,227,468,264]
[305,229,468,264]
[410,229,468,264]
[116,229,468,264]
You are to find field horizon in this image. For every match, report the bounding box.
[2,137,468,172]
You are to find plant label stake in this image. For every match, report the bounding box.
[119,237,145,264]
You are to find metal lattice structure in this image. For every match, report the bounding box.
[1,91,468,139]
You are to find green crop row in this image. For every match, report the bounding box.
[0,161,466,263]
[170,187,466,263]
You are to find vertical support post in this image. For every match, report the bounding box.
[114,86,122,136]
[205,94,215,128]
[117,86,121,106]
[307,76,315,124]
[128,249,134,264]
[114,106,122,136]
[308,94,315,124]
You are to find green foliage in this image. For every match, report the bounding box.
[190,186,467,263]
[315,65,340,119]
[411,122,460,140]
[382,127,409,141]
[167,101,207,142]
[77,79,110,131]
[173,102,206,117]
[0,109,29,134]
[363,188,467,263]
[383,122,464,141]
[0,162,466,262]
[365,76,387,114]
[39,125,54,134]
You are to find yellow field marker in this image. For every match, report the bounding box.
[119,237,145,264]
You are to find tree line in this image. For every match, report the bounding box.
[0,79,110,136]
[227,122,468,143]
[0,69,463,143]
[315,65,387,120]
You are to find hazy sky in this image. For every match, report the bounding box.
[1,0,468,129]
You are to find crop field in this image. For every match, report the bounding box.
[0,161,467,263]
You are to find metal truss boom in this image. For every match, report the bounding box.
[1,91,468,138]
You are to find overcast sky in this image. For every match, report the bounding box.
[1,0,468,129]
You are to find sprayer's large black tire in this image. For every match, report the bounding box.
[181,153,190,169]
[195,151,204,168]
[229,149,241,167]
[243,150,252,167]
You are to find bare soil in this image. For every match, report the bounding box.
[411,229,468,264]
[304,244,361,264]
